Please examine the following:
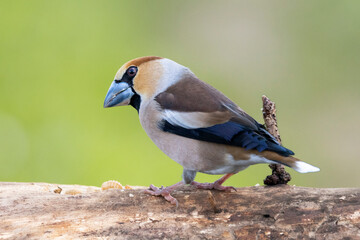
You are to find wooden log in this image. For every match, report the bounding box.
[0,182,359,239]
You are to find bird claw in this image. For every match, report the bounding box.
[191,181,237,192]
[216,185,237,192]
[145,184,179,206]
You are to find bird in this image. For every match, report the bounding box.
[103,56,320,205]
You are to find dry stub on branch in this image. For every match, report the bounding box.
[261,95,291,185]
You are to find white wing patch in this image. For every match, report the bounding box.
[162,109,230,129]
[162,110,212,129]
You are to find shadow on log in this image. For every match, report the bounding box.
[0,182,359,239]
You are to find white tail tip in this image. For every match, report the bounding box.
[293,161,320,173]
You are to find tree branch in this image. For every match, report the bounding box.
[0,182,359,239]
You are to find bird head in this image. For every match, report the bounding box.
[103,56,188,111]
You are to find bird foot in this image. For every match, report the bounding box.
[191,181,236,192]
[144,182,183,206]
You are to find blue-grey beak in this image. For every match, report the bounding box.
[103,81,134,108]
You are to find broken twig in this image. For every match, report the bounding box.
[262,95,291,185]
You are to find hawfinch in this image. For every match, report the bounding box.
[104,56,319,205]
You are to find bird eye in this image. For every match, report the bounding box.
[127,66,137,77]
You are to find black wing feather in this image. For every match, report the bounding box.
[160,120,294,157]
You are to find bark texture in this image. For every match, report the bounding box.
[1,182,359,239]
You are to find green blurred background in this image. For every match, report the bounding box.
[1,1,359,188]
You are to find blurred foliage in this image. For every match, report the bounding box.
[1,1,359,188]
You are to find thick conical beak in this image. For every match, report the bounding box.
[103,81,134,108]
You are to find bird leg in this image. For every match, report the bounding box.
[145,174,235,205]
[191,173,236,192]
[144,181,184,206]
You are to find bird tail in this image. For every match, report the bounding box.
[285,157,320,173]
[260,151,320,173]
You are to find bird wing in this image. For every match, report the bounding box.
[154,75,294,156]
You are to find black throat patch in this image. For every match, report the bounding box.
[130,92,141,113]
